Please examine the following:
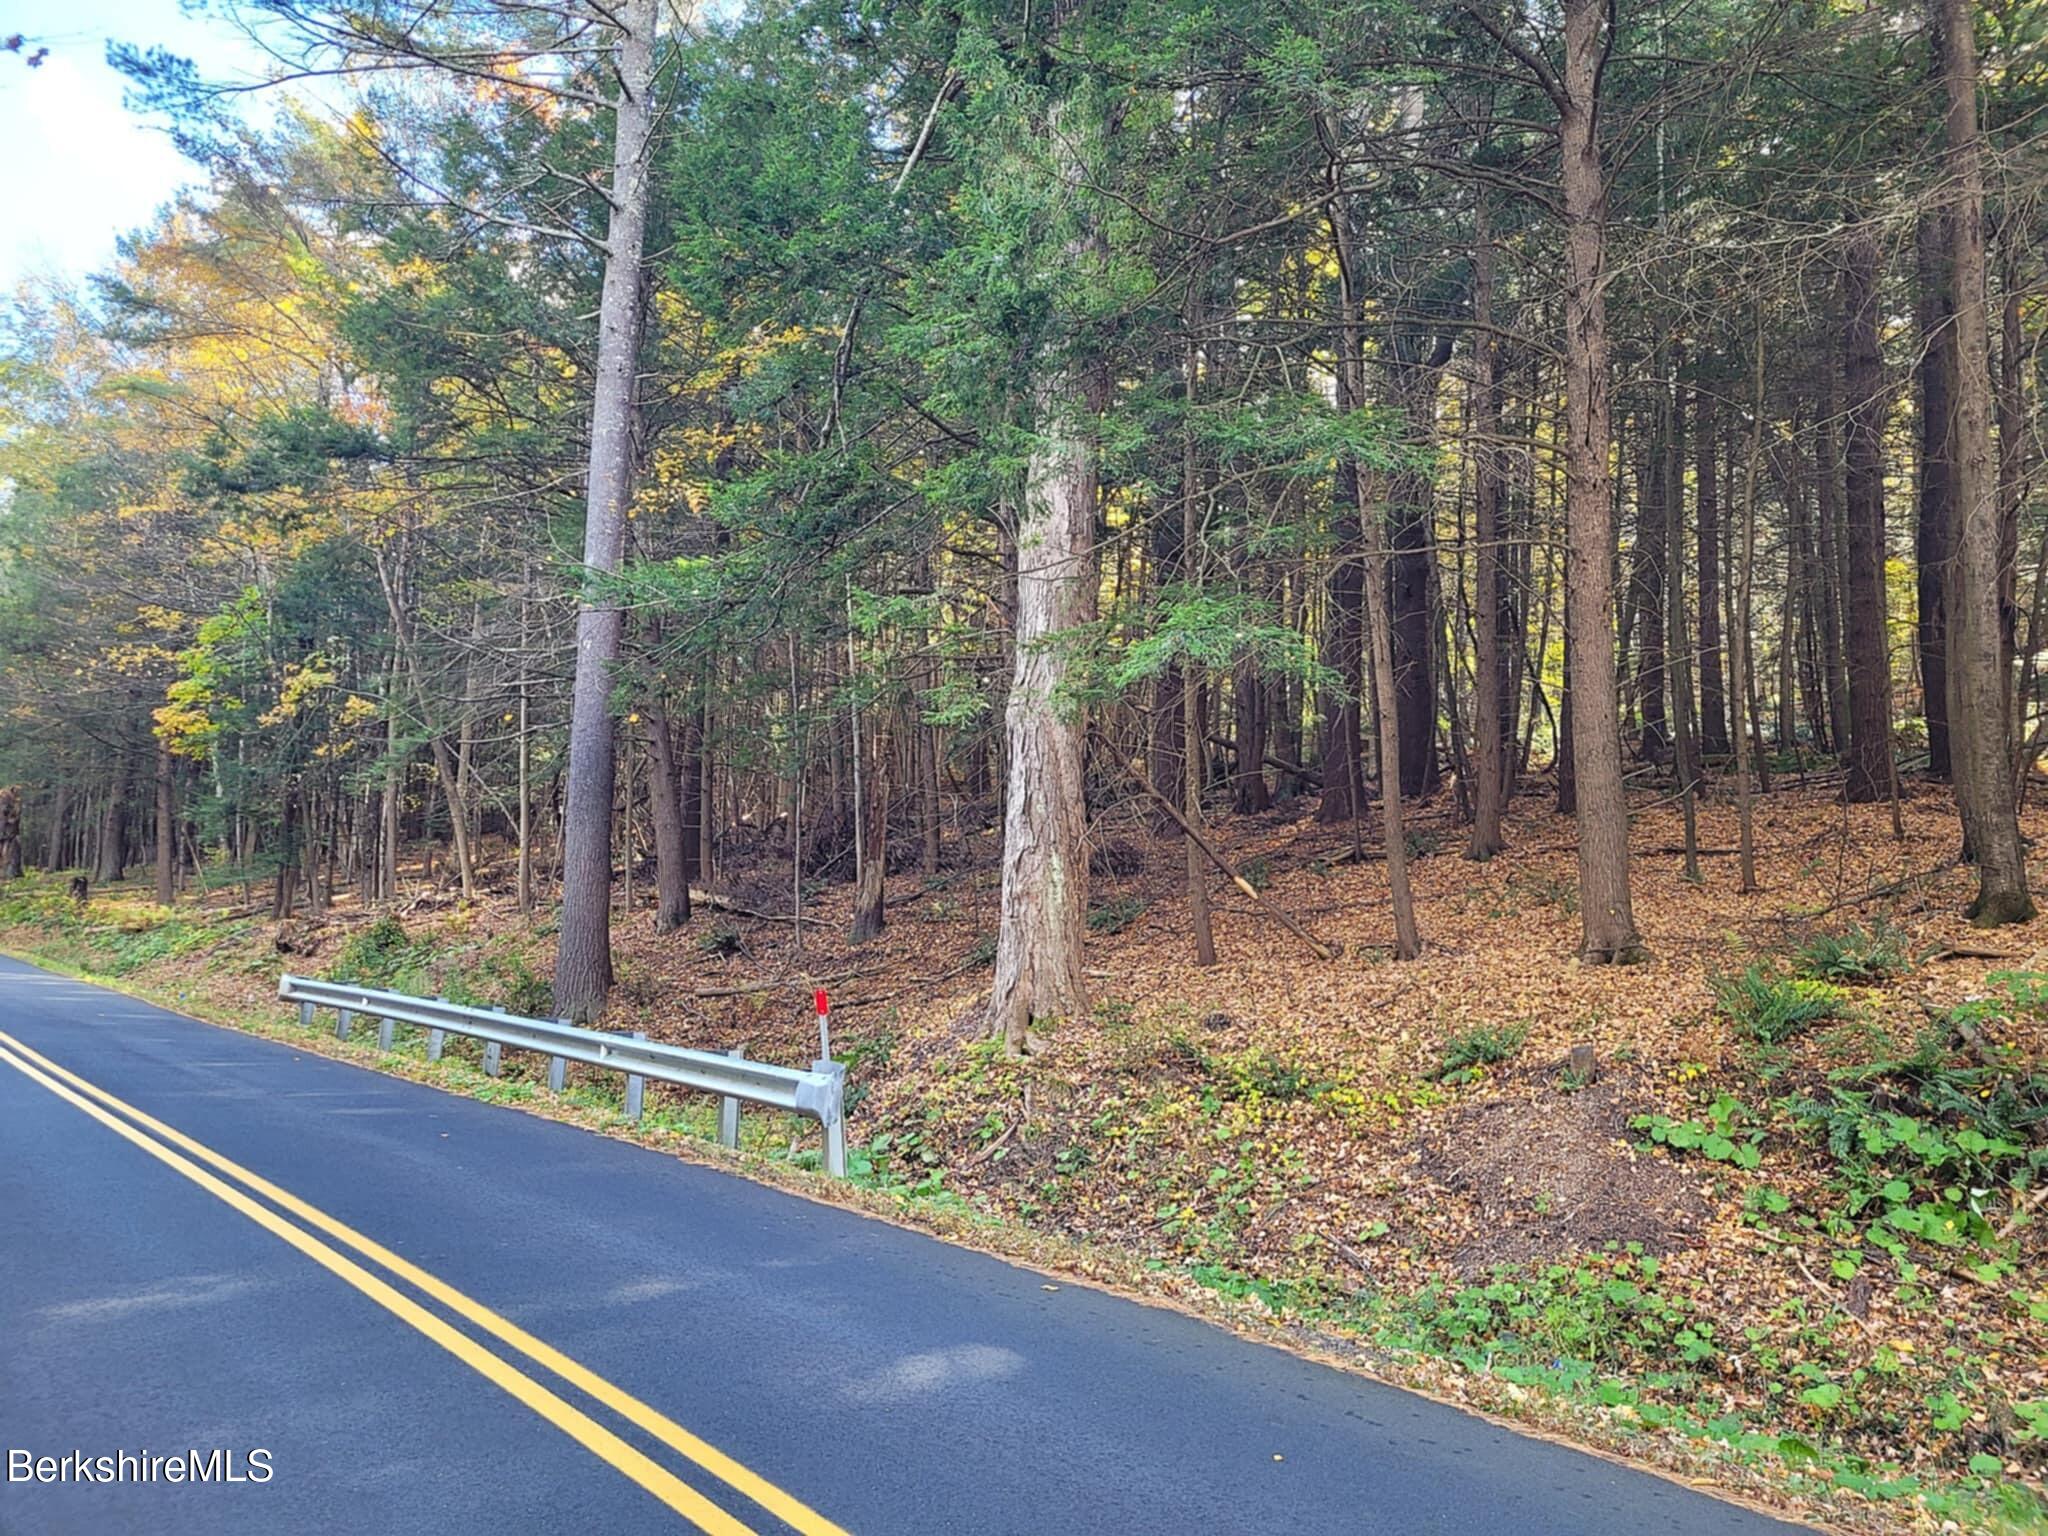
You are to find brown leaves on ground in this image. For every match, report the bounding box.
[31,774,2047,1524]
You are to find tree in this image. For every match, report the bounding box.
[1464,206,1508,862]
[1555,0,1644,963]
[986,94,1101,1054]
[553,0,661,1019]
[1840,232,1895,804]
[0,786,22,881]
[1940,0,2033,925]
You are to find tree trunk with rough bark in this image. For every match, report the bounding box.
[154,745,175,905]
[987,368,1097,1049]
[0,785,22,882]
[553,0,661,1020]
[39,784,66,874]
[95,764,128,885]
[850,717,887,943]
[1842,233,1895,803]
[1734,317,1765,893]
[1634,411,1670,762]
[1695,388,1730,756]
[1232,659,1271,816]
[1814,375,1852,760]
[1358,472,1423,958]
[1466,213,1507,861]
[988,101,1099,1050]
[1320,474,1366,827]
[1387,331,1449,800]
[1322,180,1421,955]
[1940,0,2033,925]
[1666,381,1702,878]
[644,714,691,933]
[1558,0,1643,962]
[1917,211,1956,780]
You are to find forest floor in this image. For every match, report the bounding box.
[5,775,2047,1534]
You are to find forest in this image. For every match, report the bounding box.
[0,0,2045,1524]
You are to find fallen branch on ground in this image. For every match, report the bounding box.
[1122,764,1341,962]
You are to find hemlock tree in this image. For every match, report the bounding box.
[986,92,1102,1056]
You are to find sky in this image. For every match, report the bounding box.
[1,0,271,292]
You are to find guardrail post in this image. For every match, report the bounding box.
[335,1007,353,1041]
[814,1056,847,1178]
[718,1046,744,1148]
[427,1027,444,1063]
[465,999,499,1076]
[625,1031,646,1123]
[548,1050,565,1094]
[298,1000,314,1029]
[377,1017,394,1052]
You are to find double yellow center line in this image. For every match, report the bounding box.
[0,1028,851,1536]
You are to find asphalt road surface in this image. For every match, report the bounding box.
[0,955,1808,1535]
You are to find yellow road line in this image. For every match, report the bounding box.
[0,1041,760,1536]
[0,1028,852,1536]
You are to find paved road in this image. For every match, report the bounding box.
[0,955,1806,1535]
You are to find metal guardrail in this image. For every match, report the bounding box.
[277,975,847,1176]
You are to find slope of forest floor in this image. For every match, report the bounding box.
[5,779,2047,1534]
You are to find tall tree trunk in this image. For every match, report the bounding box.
[689,694,712,888]
[1842,233,1895,802]
[516,672,533,916]
[154,745,175,905]
[1917,211,1957,779]
[1231,659,1271,815]
[1635,410,1670,761]
[40,783,66,874]
[919,575,944,878]
[988,109,1099,1049]
[1558,0,1643,962]
[1181,335,1218,966]
[1996,266,2028,746]
[1556,628,1576,814]
[2005,269,2044,783]
[382,666,402,903]
[426,735,476,899]
[1667,381,1702,880]
[1387,331,1449,799]
[1814,377,1852,758]
[1323,185,1421,955]
[94,763,128,885]
[1941,0,2033,925]
[1317,134,1366,833]
[553,0,660,1020]
[850,720,887,943]
[1467,207,1508,861]
[1695,386,1730,756]
[1319,458,1367,830]
[374,547,475,901]
[1148,502,1186,833]
[271,792,293,920]
[987,369,1098,1047]
[644,713,691,933]
[1358,473,1423,957]
[1775,429,1816,753]
[0,785,22,882]
[1734,315,1765,893]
